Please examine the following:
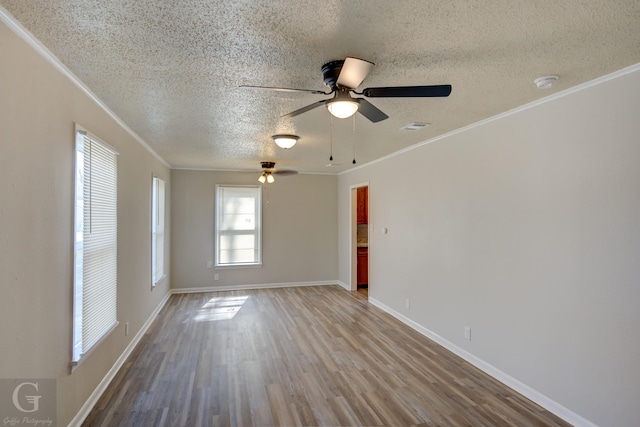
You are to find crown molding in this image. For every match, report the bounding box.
[0,6,171,169]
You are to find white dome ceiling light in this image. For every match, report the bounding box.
[271,134,299,149]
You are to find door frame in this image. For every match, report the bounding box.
[350,182,369,291]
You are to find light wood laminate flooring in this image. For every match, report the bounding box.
[83,285,570,426]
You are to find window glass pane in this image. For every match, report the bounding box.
[219,249,257,264]
[215,185,261,266]
[223,196,255,213]
[72,129,118,364]
[220,213,255,230]
[219,234,255,251]
[152,176,165,286]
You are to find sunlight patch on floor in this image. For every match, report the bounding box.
[194,295,249,321]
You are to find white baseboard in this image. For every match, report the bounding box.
[335,280,350,291]
[368,297,597,427]
[68,291,172,427]
[171,280,337,294]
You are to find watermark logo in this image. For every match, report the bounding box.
[0,379,56,426]
[12,383,41,413]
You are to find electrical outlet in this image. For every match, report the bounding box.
[405,299,410,310]
[206,261,213,268]
[214,273,219,281]
[464,326,471,341]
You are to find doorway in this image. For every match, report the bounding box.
[351,184,369,299]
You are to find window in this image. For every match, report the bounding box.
[72,127,118,365]
[151,176,165,286]
[215,185,262,267]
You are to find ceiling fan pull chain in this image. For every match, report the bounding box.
[352,114,357,164]
[329,114,334,161]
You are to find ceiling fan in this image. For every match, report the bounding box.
[241,57,452,123]
[256,161,297,184]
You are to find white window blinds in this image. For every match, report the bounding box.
[152,176,165,286]
[215,185,262,267]
[72,128,118,364]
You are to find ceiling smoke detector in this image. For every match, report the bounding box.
[534,75,559,89]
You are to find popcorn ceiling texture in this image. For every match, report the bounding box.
[2,0,639,172]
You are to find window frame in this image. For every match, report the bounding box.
[151,175,166,287]
[214,185,262,268]
[71,125,119,369]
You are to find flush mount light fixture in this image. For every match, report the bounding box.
[271,134,299,149]
[534,75,559,89]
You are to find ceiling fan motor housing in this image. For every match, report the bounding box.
[321,60,345,91]
[261,161,276,169]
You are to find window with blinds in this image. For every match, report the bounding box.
[72,127,118,365]
[215,185,262,267]
[152,176,165,286]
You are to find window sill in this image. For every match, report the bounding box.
[70,321,119,374]
[214,263,262,270]
[152,273,167,288]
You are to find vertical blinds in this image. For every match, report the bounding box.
[152,176,165,285]
[73,130,118,363]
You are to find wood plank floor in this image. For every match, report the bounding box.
[83,285,571,426]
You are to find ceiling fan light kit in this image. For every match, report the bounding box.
[271,134,299,149]
[327,99,360,118]
[258,171,275,184]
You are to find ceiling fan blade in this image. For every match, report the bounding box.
[362,84,452,98]
[272,169,298,176]
[281,99,329,119]
[357,99,389,123]
[240,85,329,95]
[336,57,374,89]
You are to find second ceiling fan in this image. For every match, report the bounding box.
[242,57,452,123]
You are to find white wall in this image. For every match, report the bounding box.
[171,169,337,289]
[0,19,171,425]
[338,66,640,426]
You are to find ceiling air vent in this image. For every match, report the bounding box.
[400,122,430,131]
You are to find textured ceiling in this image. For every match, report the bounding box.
[2,1,639,173]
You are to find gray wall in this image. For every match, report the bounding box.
[171,169,338,289]
[0,20,171,425]
[338,67,640,426]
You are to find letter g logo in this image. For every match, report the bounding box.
[12,382,41,413]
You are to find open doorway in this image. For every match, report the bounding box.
[351,184,369,299]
